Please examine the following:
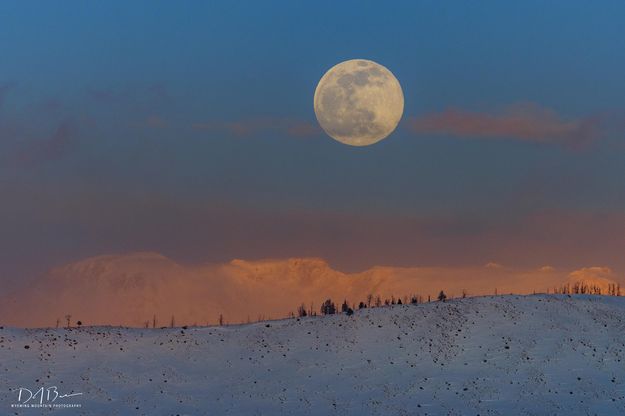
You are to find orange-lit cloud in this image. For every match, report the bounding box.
[406,103,601,147]
[1,253,620,328]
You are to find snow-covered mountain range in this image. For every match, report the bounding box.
[0,252,619,327]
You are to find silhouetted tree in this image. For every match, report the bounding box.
[170,315,175,328]
[321,299,336,315]
[341,299,349,313]
[358,301,366,309]
[297,303,308,317]
[218,314,224,326]
[437,290,447,302]
[397,298,402,305]
[65,314,71,328]
[366,294,373,308]
[346,307,354,316]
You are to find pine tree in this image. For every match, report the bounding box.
[320,299,336,315]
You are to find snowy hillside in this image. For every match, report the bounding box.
[2,295,625,415]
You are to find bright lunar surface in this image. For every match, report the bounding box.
[314,59,404,146]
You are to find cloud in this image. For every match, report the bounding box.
[3,178,625,280]
[141,115,167,129]
[406,103,602,147]
[192,117,320,138]
[16,120,76,165]
[0,252,619,327]
[86,83,171,107]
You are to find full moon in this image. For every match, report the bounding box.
[314,59,404,146]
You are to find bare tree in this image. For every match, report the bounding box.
[437,291,447,302]
[297,303,308,317]
[219,314,224,326]
[170,315,175,328]
[65,314,71,328]
[152,314,157,329]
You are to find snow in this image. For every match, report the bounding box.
[2,295,625,415]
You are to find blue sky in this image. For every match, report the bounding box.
[1,1,625,281]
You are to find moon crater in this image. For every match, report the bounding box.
[314,59,404,146]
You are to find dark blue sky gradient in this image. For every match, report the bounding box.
[1,1,624,280]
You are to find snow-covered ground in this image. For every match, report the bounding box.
[2,295,625,415]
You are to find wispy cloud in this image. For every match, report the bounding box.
[17,120,76,165]
[192,117,320,138]
[406,103,602,148]
[85,83,171,110]
[139,115,168,129]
